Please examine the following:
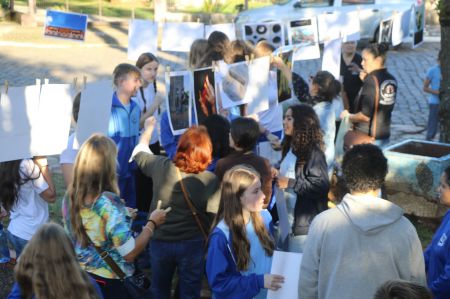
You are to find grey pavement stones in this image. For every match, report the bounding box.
[0,22,443,172]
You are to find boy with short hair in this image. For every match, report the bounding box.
[423,51,441,141]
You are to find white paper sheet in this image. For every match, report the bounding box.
[242,21,284,48]
[205,23,236,41]
[322,38,342,80]
[317,12,343,42]
[165,70,192,135]
[392,9,412,46]
[31,84,73,156]
[267,251,303,299]
[216,56,270,112]
[74,80,113,148]
[161,22,205,52]
[128,19,158,61]
[341,11,361,42]
[0,85,40,162]
[275,187,290,243]
[288,18,320,61]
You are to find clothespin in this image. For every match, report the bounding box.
[166,66,171,74]
[197,18,200,23]
[83,76,87,90]
[279,46,283,57]
[245,55,250,64]
[44,78,49,84]
[3,80,8,95]
[250,53,254,62]
[73,77,78,91]
[36,78,41,86]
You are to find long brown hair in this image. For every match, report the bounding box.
[14,223,100,299]
[68,134,119,247]
[212,165,274,271]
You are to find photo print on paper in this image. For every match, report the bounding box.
[166,71,192,134]
[379,18,393,45]
[243,22,284,48]
[44,10,88,41]
[288,18,320,61]
[277,50,293,102]
[193,67,216,125]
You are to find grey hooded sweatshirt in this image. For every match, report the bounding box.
[298,193,426,299]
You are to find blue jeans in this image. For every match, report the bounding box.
[6,231,28,257]
[0,224,11,263]
[426,104,439,141]
[150,236,205,299]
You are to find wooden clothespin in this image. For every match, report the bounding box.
[44,78,49,84]
[245,55,250,64]
[72,77,78,91]
[166,66,171,74]
[197,17,200,23]
[250,53,255,62]
[36,78,41,86]
[83,76,87,90]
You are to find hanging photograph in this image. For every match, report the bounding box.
[165,71,192,135]
[242,21,284,48]
[193,67,216,125]
[413,1,425,48]
[379,18,393,45]
[44,10,88,41]
[276,49,293,103]
[288,18,320,61]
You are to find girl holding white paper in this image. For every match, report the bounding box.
[0,157,56,257]
[206,165,284,299]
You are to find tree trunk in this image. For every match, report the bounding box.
[439,2,450,143]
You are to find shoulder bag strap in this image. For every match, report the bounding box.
[86,232,126,279]
[176,168,208,241]
[370,75,380,138]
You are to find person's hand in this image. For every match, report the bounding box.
[144,116,156,130]
[271,167,279,179]
[148,200,172,228]
[340,109,350,120]
[264,274,285,291]
[271,55,285,70]
[276,176,289,189]
[266,133,281,150]
[127,207,138,220]
[348,63,361,74]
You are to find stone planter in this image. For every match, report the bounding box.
[384,140,450,218]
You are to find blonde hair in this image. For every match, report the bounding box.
[112,63,141,88]
[212,165,274,271]
[68,134,119,247]
[14,223,100,299]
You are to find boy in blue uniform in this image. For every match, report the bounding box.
[109,63,142,208]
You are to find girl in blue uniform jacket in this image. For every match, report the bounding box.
[424,165,450,299]
[206,165,284,299]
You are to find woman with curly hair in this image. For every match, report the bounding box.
[206,165,284,299]
[7,223,102,299]
[276,104,330,253]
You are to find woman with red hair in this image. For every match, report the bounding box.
[131,117,220,299]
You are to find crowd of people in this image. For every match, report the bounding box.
[0,31,446,299]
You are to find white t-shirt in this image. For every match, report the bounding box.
[60,133,77,165]
[132,84,159,144]
[8,159,50,240]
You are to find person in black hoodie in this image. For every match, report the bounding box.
[276,104,329,253]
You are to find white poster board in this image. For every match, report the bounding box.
[74,80,113,148]
[0,85,40,162]
[341,11,361,42]
[322,38,342,80]
[267,251,303,299]
[31,84,73,156]
[128,19,158,61]
[161,22,205,52]
[288,18,320,61]
[165,70,192,135]
[242,21,284,48]
[392,8,412,46]
[205,23,236,41]
[317,12,343,42]
[216,56,270,111]
[154,0,167,22]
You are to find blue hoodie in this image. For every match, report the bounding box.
[108,92,140,178]
[424,210,450,299]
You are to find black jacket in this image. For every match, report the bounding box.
[287,145,330,235]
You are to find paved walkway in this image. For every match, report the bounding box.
[0,22,442,171]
